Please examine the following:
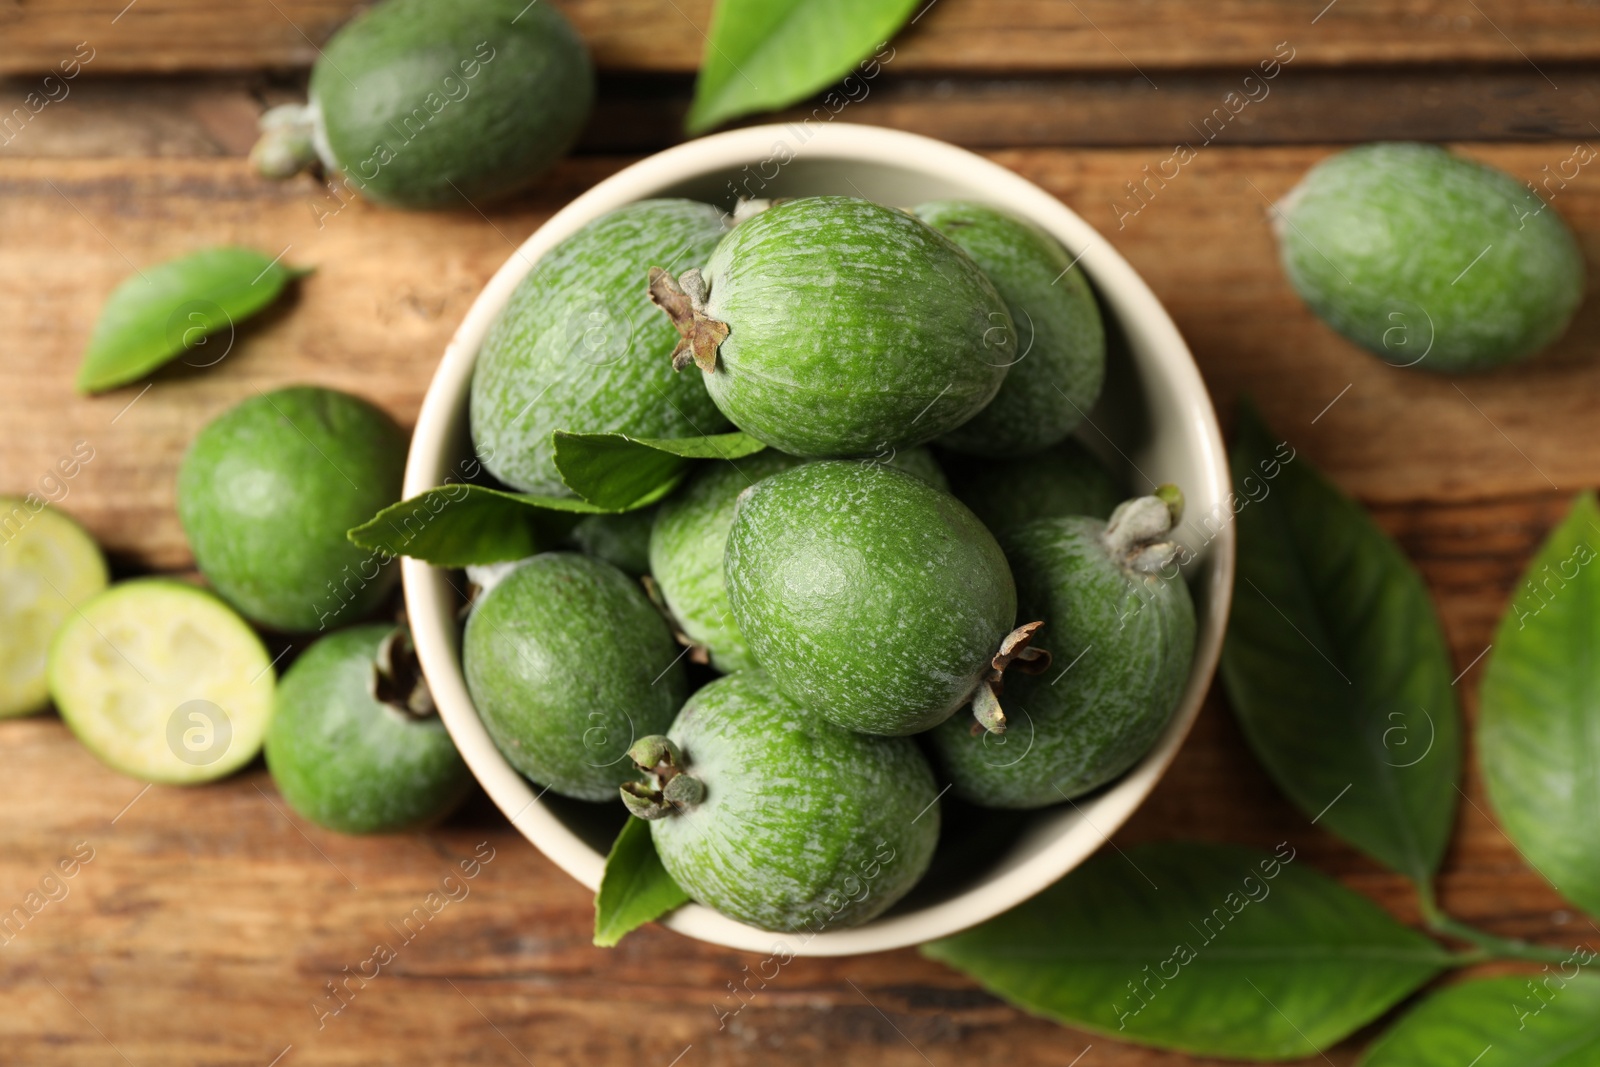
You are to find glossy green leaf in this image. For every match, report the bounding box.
[1220,401,1461,885]
[77,246,307,393]
[553,431,767,511]
[1480,491,1600,918]
[1361,971,1600,1067]
[923,842,1451,1061]
[594,816,689,947]
[347,484,613,567]
[685,0,917,133]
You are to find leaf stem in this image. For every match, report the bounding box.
[1417,880,1579,965]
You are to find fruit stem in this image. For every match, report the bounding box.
[621,735,705,819]
[1104,486,1185,574]
[1416,880,1579,965]
[647,267,729,373]
[250,102,320,180]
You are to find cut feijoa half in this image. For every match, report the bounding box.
[0,498,109,718]
[48,578,275,784]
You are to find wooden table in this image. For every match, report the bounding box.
[4,3,1598,1064]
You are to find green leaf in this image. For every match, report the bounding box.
[1360,971,1600,1067]
[1220,400,1461,885]
[594,816,689,947]
[347,484,614,567]
[553,431,767,511]
[685,0,918,134]
[922,842,1452,1061]
[1479,491,1600,918]
[77,246,307,394]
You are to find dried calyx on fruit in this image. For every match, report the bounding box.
[969,619,1054,735]
[619,736,706,820]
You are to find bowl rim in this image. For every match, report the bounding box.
[401,121,1235,957]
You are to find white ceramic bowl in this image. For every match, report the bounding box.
[403,122,1233,956]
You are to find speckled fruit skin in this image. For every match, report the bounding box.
[177,386,406,633]
[471,199,730,494]
[649,448,947,673]
[928,515,1195,808]
[566,507,655,576]
[650,451,806,673]
[942,438,1123,537]
[266,625,472,834]
[310,0,592,208]
[647,672,940,932]
[700,197,1014,457]
[463,553,686,801]
[1277,142,1585,372]
[915,201,1106,457]
[725,461,1016,735]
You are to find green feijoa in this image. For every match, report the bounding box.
[915,201,1106,457]
[266,625,472,833]
[471,199,731,495]
[253,0,593,208]
[941,437,1123,536]
[566,506,656,576]
[650,451,805,672]
[621,671,939,932]
[928,492,1196,808]
[650,447,948,673]
[725,461,1020,736]
[177,386,406,633]
[652,196,1014,457]
[462,553,686,801]
[1276,142,1585,371]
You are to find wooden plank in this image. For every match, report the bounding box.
[4,0,1600,77]
[8,68,1595,161]
[3,143,1597,570]
[0,482,1587,1067]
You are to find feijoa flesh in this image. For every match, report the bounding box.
[253,0,593,208]
[471,199,731,495]
[725,461,1036,736]
[48,579,275,785]
[652,196,1015,457]
[915,201,1106,457]
[177,386,406,633]
[266,624,472,833]
[1276,142,1585,371]
[622,671,940,932]
[928,491,1196,808]
[0,499,108,718]
[462,553,686,801]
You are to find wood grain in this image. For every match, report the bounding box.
[4,0,1600,77]
[4,68,1597,161]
